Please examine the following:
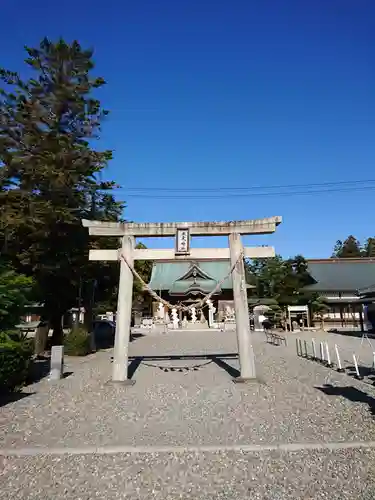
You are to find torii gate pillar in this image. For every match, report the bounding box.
[82,216,282,384]
[113,235,135,384]
[229,232,256,380]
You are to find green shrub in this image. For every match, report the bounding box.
[0,329,26,343]
[0,339,33,392]
[64,327,91,356]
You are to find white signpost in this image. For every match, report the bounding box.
[82,216,282,384]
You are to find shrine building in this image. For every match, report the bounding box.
[148,260,255,321]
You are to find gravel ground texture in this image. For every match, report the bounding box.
[1,329,375,449]
[1,329,375,498]
[1,448,375,500]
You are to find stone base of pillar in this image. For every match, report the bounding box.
[233,376,257,383]
[107,379,136,386]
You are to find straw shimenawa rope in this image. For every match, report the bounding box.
[120,251,244,312]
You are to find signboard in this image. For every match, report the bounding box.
[175,228,190,255]
[287,305,309,313]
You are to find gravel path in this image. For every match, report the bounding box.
[1,330,375,448]
[1,448,375,499]
[1,329,375,498]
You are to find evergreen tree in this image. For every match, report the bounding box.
[246,255,311,305]
[363,237,375,258]
[332,235,362,258]
[0,38,122,343]
[331,240,343,258]
[0,260,34,330]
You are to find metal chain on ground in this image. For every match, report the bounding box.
[120,251,244,312]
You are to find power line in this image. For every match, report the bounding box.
[108,185,375,199]
[111,178,375,193]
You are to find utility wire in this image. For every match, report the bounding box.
[110,178,375,193]
[6,178,374,199]
[103,184,375,199]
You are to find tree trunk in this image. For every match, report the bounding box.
[83,304,92,332]
[34,322,49,357]
[83,301,96,352]
[50,312,64,345]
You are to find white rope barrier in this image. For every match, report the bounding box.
[311,339,316,360]
[320,342,325,363]
[299,338,303,357]
[352,354,361,379]
[335,344,343,372]
[296,338,300,356]
[296,336,374,383]
[329,341,374,374]
[325,342,332,367]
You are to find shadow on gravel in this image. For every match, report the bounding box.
[210,356,240,378]
[0,391,35,408]
[26,357,73,385]
[127,356,143,379]
[130,333,145,342]
[26,356,50,385]
[123,353,239,380]
[316,384,375,416]
[346,365,375,379]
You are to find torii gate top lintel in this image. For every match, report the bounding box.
[82,216,282,237]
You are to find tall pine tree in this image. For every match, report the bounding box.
[0,38,123,343]
[331,236,362,258]
[363,238,375,258]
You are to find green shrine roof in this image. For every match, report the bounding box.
[305,259,375,292]
[149,261,253,295]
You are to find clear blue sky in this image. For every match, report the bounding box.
[1,0,374,258]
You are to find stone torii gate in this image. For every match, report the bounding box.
[82,216,282,384]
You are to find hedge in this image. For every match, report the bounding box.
[64,326,91,356]
[0,339,33,392]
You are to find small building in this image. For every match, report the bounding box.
[357,284,375,331]
[305,258,375,329]
[20,303,44,324]
[20,303,85,329]
[148,260,255,322]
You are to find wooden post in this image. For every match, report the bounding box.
[112,235,135,384]
[229,233,256,381]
